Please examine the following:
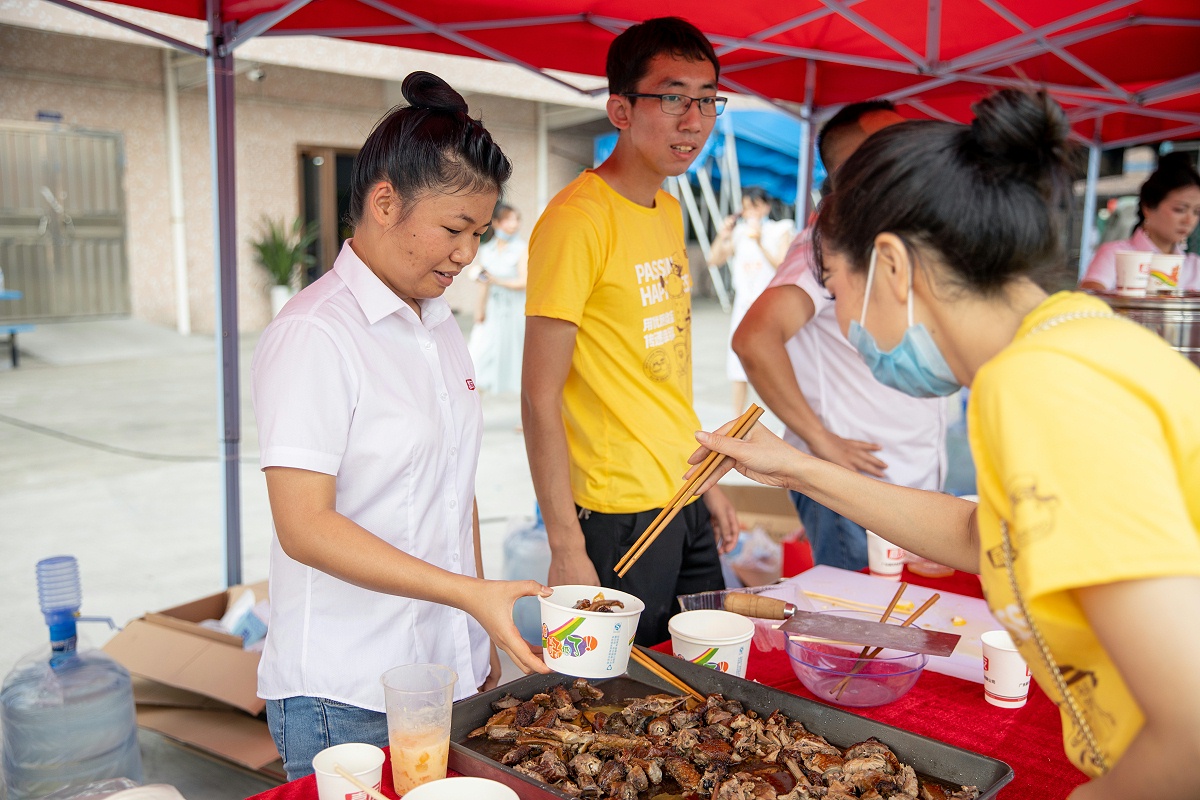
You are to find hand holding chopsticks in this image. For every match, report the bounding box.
[614,404,765,578]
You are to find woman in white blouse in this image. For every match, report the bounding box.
[251,71,550,780]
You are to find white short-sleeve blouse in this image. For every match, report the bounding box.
[252,240,487,711]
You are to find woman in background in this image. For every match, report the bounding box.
[468,203,527,394]
[252,72,549,780]
[709,187,795,414]
[1080,152,1200,292]
[691,90,1200,798]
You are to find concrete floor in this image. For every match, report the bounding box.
[0,299,774,798]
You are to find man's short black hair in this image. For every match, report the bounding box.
[817,99,897,167]
[606,17,720,97]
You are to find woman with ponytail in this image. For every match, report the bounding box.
[251,71,550,779]
[688,89,1200,797]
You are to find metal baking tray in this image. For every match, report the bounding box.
[449,647,1013,800]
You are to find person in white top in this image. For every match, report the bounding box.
[467,203,527,394]
[251,71,549,781]
[733,100,946,571]
[1080,153,1200,293]
[709,187,795,414]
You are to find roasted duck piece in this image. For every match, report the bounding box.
[468,679,979,799]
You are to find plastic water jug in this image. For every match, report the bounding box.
[502,505,551,645]
[1,556,143,799]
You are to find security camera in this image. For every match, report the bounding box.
[247,67,265,82]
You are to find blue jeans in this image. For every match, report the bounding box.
[266,697,389,781]
[790,491,868,571]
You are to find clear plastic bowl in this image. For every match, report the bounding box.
[785,609,928,707]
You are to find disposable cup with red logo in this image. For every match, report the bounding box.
[981,630,1031,709]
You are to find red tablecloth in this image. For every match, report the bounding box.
[249,568,1087,800]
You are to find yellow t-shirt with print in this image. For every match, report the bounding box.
[969,291,1200,776]
[526,170,698,514]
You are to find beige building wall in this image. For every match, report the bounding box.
[0,24,598,333]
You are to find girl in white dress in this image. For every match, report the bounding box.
[468,204,527,394]
[709,187,795,413]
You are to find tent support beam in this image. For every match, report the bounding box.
[977,0,1128,100]
[40,0,206,56]
[355,0,592,96]
[946,0,1137,72]
[926,0,941,65]
[224,0,315,53]
[1079,131,1102,280]
[260,14,588,39]
[206,4,243,588]
[818,0,925,67]
[715,1,866,57]
[1102,123,1200,150]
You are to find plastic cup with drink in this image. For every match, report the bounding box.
[380,663,457,795]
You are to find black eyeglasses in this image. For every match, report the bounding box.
[621,93,728,117]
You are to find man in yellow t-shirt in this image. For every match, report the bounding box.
[522,17,739,646]
[970,291,1200,776]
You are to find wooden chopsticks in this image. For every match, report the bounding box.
[629,647,706,702]
[615,404,765,578]
[834,582,909,695]
[832,592,941,699]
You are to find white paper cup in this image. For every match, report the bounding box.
[668,609,755,678]
[380,664,457,795]
[402,777,520,799]
[1148,253,1184,293]
[311,743,384,800]
[539,585,644,678]
[866,530,904,580]
[1113,250,1151,295]
[981,630,1031,709]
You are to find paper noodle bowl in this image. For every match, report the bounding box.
[669,609,755,678]
[539,585,644,678]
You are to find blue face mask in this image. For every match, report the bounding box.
[847,248,962,398]
[493,228,515,242]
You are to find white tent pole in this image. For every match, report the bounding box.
[207,0,243,587]
[796,59,815,225]
[536,102,549,214]
[1079,120,1103,281]
[163,50,191,337]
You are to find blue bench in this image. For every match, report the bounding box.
[2,324,35,368]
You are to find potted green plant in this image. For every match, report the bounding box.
[250,216,317,316]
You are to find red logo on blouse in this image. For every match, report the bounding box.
[466,379,475,390]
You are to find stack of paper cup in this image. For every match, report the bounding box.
[1113,250,1152,295]
[866,530,905,581]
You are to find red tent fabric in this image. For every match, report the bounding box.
[97,0,1200,147]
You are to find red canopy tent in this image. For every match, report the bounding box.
[40,0,1200,583]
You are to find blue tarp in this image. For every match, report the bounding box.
[593,109,826,206]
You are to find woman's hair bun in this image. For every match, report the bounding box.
[402,71,469,114]
[970,89,1071,179]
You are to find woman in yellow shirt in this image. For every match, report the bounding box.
[690,89,1200,799]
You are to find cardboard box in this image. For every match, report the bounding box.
[103,583,283,778]
[720,483,803,542]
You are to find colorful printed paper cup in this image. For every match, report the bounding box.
[539,585,644,678]
[669,609,755,678]
[1148,253,1184,293]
